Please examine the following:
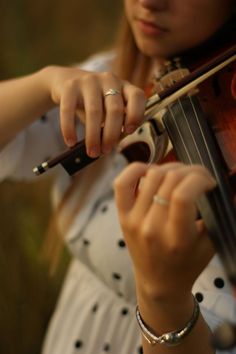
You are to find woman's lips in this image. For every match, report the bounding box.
[137,19,167,36]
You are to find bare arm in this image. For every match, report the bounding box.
[0,69,54,148]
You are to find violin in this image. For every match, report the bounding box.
[33,45,236,175]
[33,41,236,349]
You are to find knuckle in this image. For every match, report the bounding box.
[166,239,182,257]
[131,161,144,169]
[195,165,213,179]
[133,86,146,100]
[60,104,73,116]
[172,189,189,207]
[127,216,139,234]
[193,164,207,173]
[81,72,96,83]
[113,176,123,190]
[86,105,101,117]
[140,224,156,245]
[62,129,74,142]
[113,175,129,192]
[103,138,117,148]
[146,167,159,180]
[107,104,124,117]
[101,71,117,81]
[61,120,72,132]
[126,112,140,125]
[165,170,179,183]
[86,133,99,145]
[64,78,78,91]
[102,131,117,143]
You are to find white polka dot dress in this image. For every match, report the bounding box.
[1,52,236,354]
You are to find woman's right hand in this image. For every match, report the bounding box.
[43,65,146,157]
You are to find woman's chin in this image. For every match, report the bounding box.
[136,39,179,59]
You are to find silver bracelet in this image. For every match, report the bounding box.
[136,296,200,346]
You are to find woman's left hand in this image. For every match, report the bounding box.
[114,162,216,301]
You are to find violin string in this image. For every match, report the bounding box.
[162,70,198,164]
[184,75,236,257]
[177,86,235,256]
[182,82,236,256]
[158,76,193,164]
[163,66,236,261]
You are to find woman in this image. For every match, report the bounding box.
[0,1,235,353]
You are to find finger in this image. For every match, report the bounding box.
[146,164,215,230]
[82,75,104,157]
[114,162,148,215]
[155,164,215,203]
[122,84,146,134]
[102,76,124,153]
[60,82,80,147]
[168,170,216,236]
[132,162,183,219]
[195,219,215,262]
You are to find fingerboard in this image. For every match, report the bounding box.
[163,95,236,284]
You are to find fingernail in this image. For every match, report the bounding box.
[88,147,100,158]
[66,138,76,147]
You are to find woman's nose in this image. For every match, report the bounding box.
[138,0,168,11]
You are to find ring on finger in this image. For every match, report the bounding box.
[153,194,169,206]
[104,88,121,98]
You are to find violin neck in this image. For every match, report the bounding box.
[163,95,236,285]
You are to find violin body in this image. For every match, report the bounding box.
[199,62,236,178]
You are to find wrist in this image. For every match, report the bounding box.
[136,295,200,347]
[36,66,59,108]
[136,286,195,334]
[136,276,192,304]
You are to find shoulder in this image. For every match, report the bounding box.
[77,50,116,72]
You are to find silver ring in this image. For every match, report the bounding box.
[153,194,169,206]
[104,88,121,97]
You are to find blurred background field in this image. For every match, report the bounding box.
[0,1,122,353]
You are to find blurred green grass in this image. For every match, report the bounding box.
[0,178,68,354]
[0,0,122,78]
[0,1,122,353]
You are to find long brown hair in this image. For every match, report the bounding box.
[113,13,153,87]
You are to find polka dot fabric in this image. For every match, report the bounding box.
[192,255,236,331]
